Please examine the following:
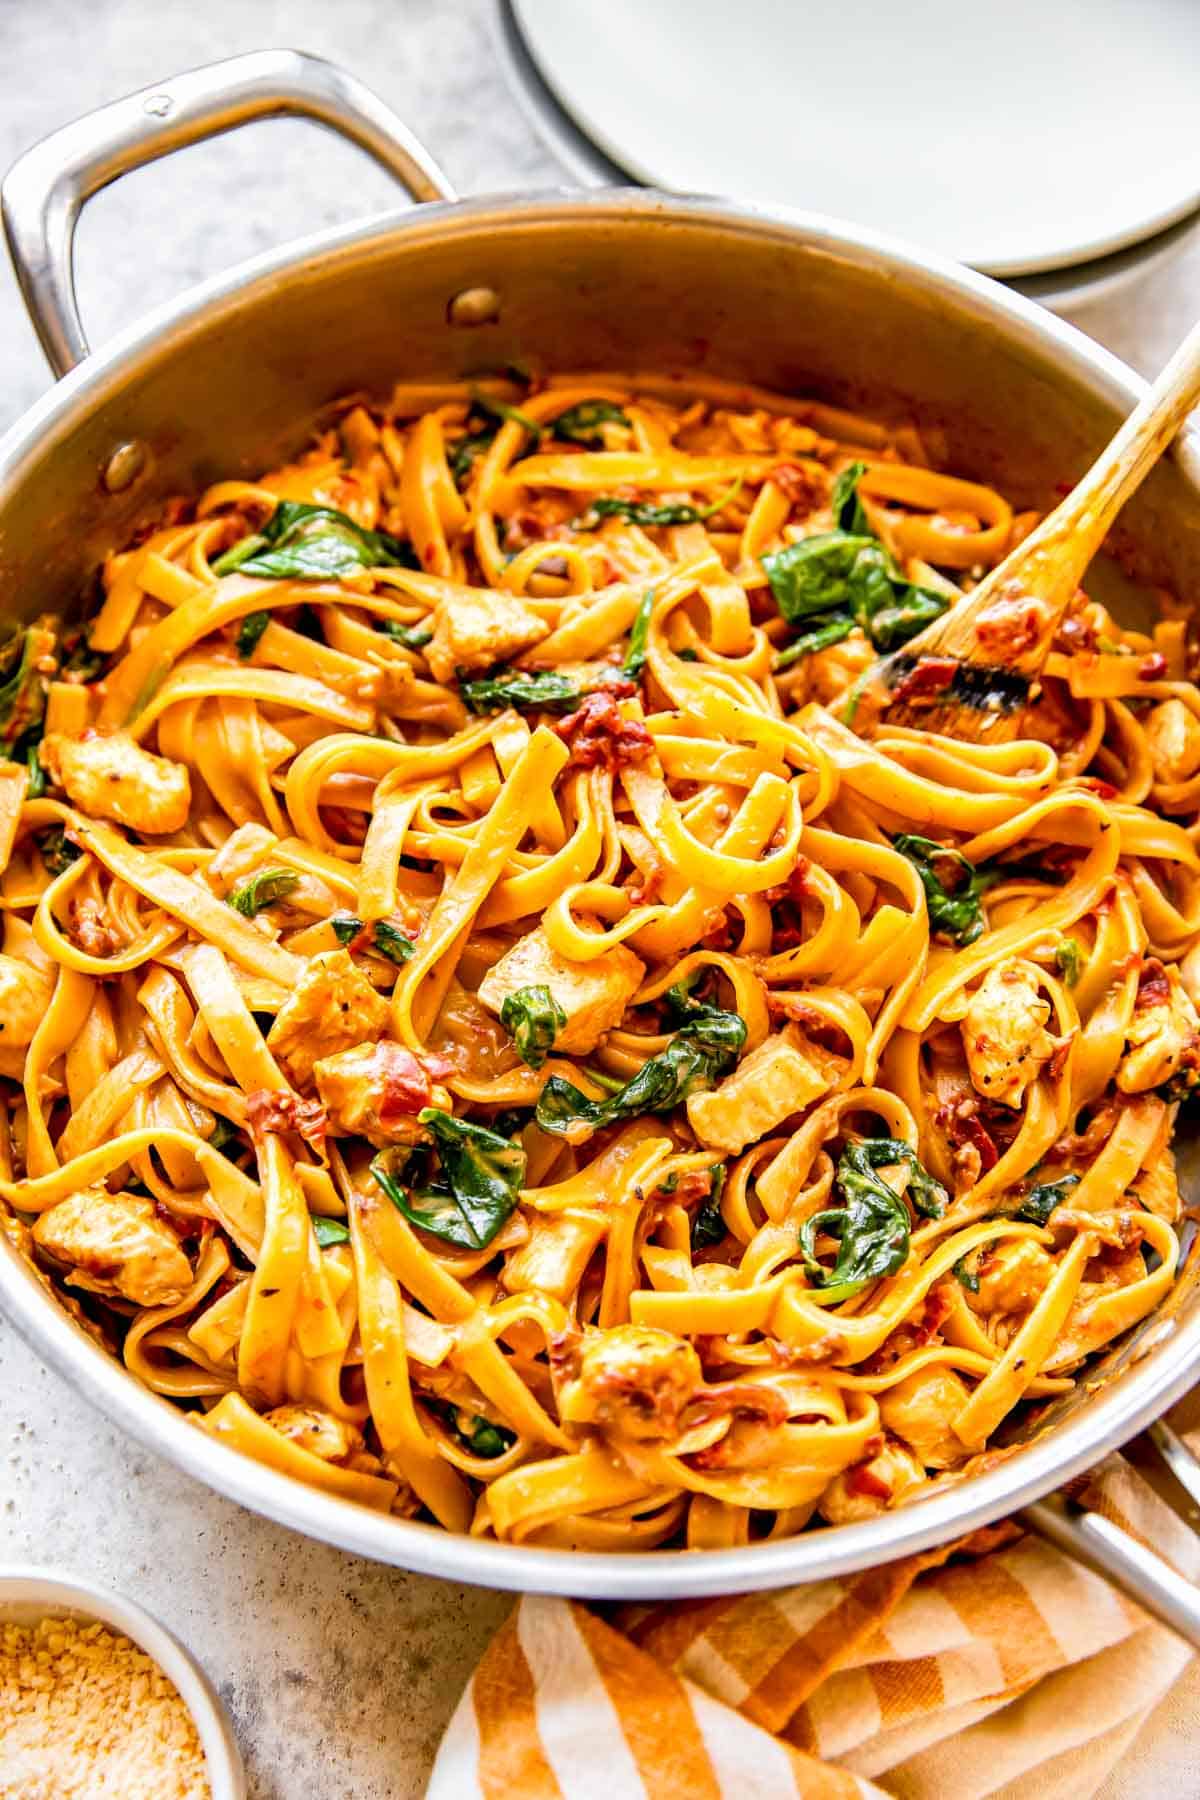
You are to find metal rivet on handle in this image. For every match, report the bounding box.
[102,441,147,494]
[447,287,501,328]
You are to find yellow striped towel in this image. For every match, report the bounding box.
[429,1421,1200,1798]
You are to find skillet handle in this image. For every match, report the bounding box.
[1021,1496,1200,1648]
[1,48,456,378]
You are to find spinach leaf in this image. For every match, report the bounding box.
[1055,939,1082,987]
[552,400,631,445]
[312,1216,351,1248]
[773,614,856,671]
[216,501,418,582]
[459,669,584,715]
[762,506,948,665]
[370,1109,526,1250]
[226,868,301,917]
[212,534,268,576]
[36,828,81,875]
[799,1138,939,1302]
[473,392,544,446]
[0,626,52,748]
[499,984,566,1070]
[953,1251,981,1293]
[831,460,871,534]
[446,1408,516,1458]
[690,1165,728,1249]
[892,833,993,946]
[235,610,271,658]
[577,477,740,531]
[61,632,106,683]
[207,1115,243,1158]
[330,913,416,965]
[25,744,45,799]
[536,1011,746,1138]
[623,588,655,681]
[449,429,498,483]
[377,618,433,650]
[1016,1172,1080,1226]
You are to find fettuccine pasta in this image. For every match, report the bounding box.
[0,371,1195,1550]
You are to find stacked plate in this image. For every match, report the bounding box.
[496,0,1200,308]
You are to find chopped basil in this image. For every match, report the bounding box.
[226,868,301,917]
[235,610,271,658]
[215,501,418,582]
[499,984,566,1070]
[1055,939,1083,987]
[551,400,630,445]
[312,1216,351,1248]
[799,1138,942,1302]
[371,1109,526,1250]
[623,588,655,681]
[536,1010,746,1139]
[893,834,992,946]
[1016,1172,1080,1226]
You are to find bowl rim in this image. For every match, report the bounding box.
[0,1563,246,1798]
[4,185,1200,1600]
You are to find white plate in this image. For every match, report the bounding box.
[511,0,1200,276]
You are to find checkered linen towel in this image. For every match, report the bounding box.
[428,1431,1200,1799]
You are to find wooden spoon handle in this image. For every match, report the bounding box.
[1014,310,1200,592]
[900,311,1200,676]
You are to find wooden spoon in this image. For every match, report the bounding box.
[863,313,1200,739]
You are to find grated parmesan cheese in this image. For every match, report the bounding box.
[0,1615,210,1799]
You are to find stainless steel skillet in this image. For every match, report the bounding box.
[4,47,1200,1627]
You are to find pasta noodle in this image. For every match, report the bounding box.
[0,372,1196,1550]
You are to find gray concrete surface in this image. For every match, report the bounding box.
[2,3,1200,1796]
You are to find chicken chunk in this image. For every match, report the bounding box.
[0,953,55,1055]
[968,1238,1055,1317]
[1117,959,1200,1094]
[39,730,190,834]
[1146,698,1200,785]
[266,949,389,1086]
[425,588,549,685]
[476,925,644,1057]
[32,1187,192,1307]
[262,1404,367,1466]
[687,1024,838,1155]
[557,1324,703,1441]
[818,1440,926,1524]
[312,1039,451,1146]
[879,1367,970,1469]
[962,962,1056,1108]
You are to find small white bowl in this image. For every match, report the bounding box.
[0,1566,245,1799]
